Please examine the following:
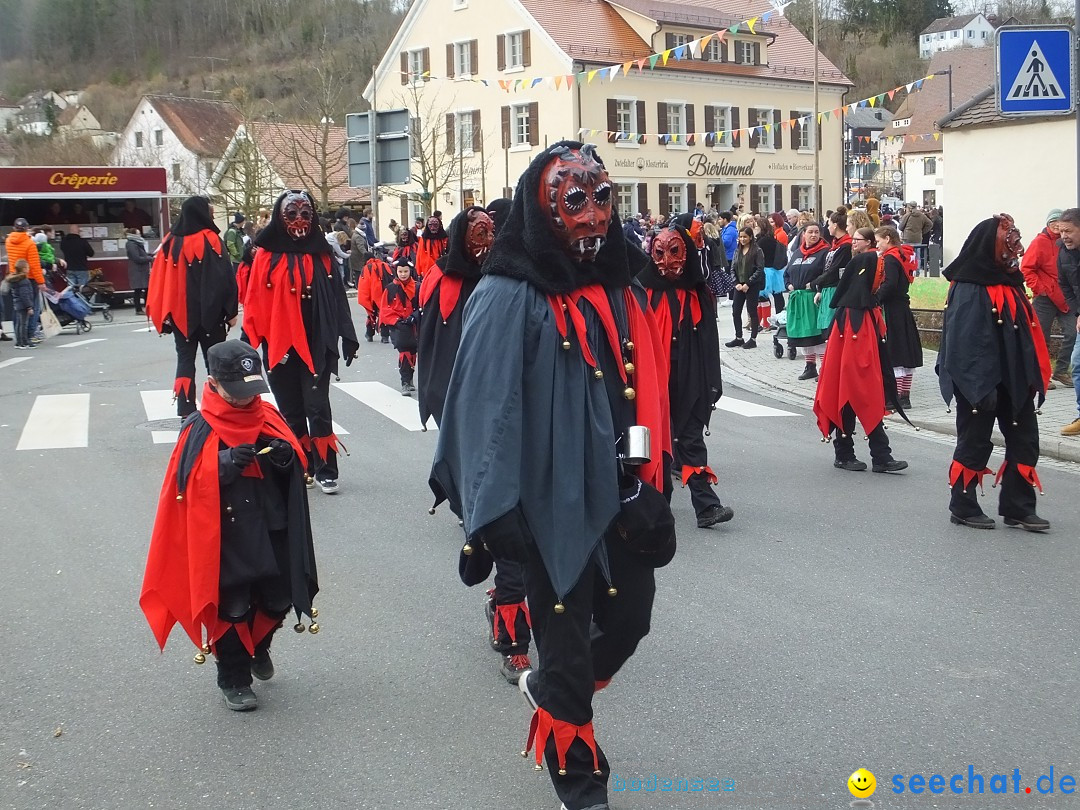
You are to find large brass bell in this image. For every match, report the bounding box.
[294,622,306,633]
[533,763,543,771]
[594,369,604,380]
[193,652,206,665]
[310,608,319,618]
[607,587,618,597]
[623,362,635,375]
[463,543,474,556]
[623,387,636,401]
[554,602,566,614]
[202,643,211,654]
[625,341,634,351]
[308,622,320,634]
[562,340,571,350]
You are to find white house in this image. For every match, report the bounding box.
[14,90,69,136]
[112,95,241,202]
[919,14,996,59]
[0,97,20,133]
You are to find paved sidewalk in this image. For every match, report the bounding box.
[715,305,1080,464]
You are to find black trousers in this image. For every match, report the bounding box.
[831,405,893,464]
[492,559,531,653]
[215,625,279,689]
[950,388,1039,519]
[267,351,337,481]
[132,288,147,312]
[173,324,227,417]
[524,537,656,810]
[731,287,760,340]
[674,413,722,516]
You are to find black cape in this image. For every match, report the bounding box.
[417,207,486,428]
[876,253,923,369]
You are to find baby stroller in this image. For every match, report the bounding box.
[770,310,797,360]
[44,270,113,335]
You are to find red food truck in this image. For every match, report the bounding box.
[0,166,169,299]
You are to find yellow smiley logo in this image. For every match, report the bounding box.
[848,768,876,798]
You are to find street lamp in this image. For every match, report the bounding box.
[934,67,953,112]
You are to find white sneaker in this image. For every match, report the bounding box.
[318,478,339,494]
[518,669,539,710]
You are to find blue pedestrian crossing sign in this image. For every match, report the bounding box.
[997,25,1075,116]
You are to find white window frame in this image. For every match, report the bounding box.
[796,185,811,211]
[410,201,426,224]
[134,130,143,148]
[454,41,474,79]
[615,98,639,148]
[171,162,181,181]
[754,107,775,153]
[793,109,812,152]
[506,30,525,71]
[737,40,754,65]
[153,128,163,147]
[615,182,635,219]
[670,33,693,49]
[923,157,937,175]
[408,49,425,84]
[666,183,685,216]
[951,30,959,38]
[754,184,771,214]
[510,102,531,150]
[455,111,475,157]
[705,38,724,62]
[665,101,687,150]
[709,103,734,151]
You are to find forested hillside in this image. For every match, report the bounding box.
[0,0,407,130]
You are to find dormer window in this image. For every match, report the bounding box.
[737,40,756,65]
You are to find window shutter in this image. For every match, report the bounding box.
[400,52,408,85]
[720,39,728,63]
[753,42,761,65]
[636,101,646,144]
[789,110,799,151]
[446,114,456,154]
[748,108,760,149]
[497,35,506,71]
[731,106,740,147]
[685,104,695,146]
[791,186,799,210]
[774,184,783,214]
[638,184,648,217]
[501,106,510,148]
[410,117,421,158]
[772,108,782,149]
[607,98,618,143]
[527,102,539,147]
[658,183,669,212]
[687,183,697,212]
[469,40,478,74]
[704,105,715,147]
[817,119,823,151]
[400,196,408,226]
[472,110,482,152]
[523,31,532,67]
[665,33,675,49]
[446,44,455,78]
[657,102,667,141]
[422,48,431,81]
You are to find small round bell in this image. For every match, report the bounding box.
[594,769,603,776]
[308,622,319,634]
[852,334,857,340]
[294,622,306,633]
[594,369,604,380]
[310,608,319,618]
[997,319,1004,325]
[225,505,233,513]
[463,543,474,556]
[625,341,634,351]
[623,387,636,400]
[562,339,571,350]
[624,362,635,375]
[306,286,312,293]
[428,506,436,515]
[193,652,206,665]
[607,587,617,597]
[175,494,183,502]
[820,436,827,443]
[201,644,211,654]
[841,433,847,438]
[972,408,978,414]
[554,602,566,614]
[291,287,297,293]
[992,307,998,314]
[266,282,272,288]
[558,768,567,776]
[443,320,447,326]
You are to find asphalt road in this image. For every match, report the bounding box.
[2,310,1078,810]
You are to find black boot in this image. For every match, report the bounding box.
[798,362,818,380]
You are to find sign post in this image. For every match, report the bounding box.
[346,108,411,235]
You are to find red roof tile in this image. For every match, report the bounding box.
[146,95,242,158]
[246,121,351,205]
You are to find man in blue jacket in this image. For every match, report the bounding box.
[720,211,738,263]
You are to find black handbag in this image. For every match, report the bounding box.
[606,475,677,567]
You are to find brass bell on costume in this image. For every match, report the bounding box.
[193,652,206,664]
[594,369,604,380]
[623,362,634,375]
[310,608,319,618]
[202,643,211,654]
[463,543,474,556]
[625,341,634,351]
[291,287,296,293]
[175,494,184,501]
[558,768,568,776]
[623,387,636,400]
[562,340,571,350]
[308,622,320,634]
[607,587,617,597]
[554,602,566,614]
[294,622,306,633]
[534,764,544,771]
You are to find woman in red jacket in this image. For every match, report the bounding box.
[1021,209,1073,387]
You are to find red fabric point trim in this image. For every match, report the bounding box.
[493,601,531,644]
[173,377,194,400]
[311,434,340,463]
[949,460,994,494]
[1016,462,1044,494]
[524,707,601,773]
[681,465,718,487]
[594,679,611,693]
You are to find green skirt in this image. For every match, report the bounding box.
[786,289,821,339]
[817,286,837,330]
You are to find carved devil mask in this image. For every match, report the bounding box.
[995,213,1024,270]
[427,216,442,235]
[651,229,687,279]
[465,209,494,263]
[397,227,411,246]
[280,190,314,241]
[537,146,613,262]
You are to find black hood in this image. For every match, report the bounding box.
[486,198,512,236]
[831,251,879,310]
[171,196,218,237]
[483,141,636,294]
[254,190,331,255]
[637,225,705,290]
[436,206,486,279]
[943,217,1023,288]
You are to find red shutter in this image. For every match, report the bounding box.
[607,98,618,143]
[773,108,782,149]
[422,48,431,81]
[523,30,532,67]
[685,104,695,146]
[528,102,539,146]
[446,114,456,154]
[472,110,482,152]
[501,106,510,148]
[731,106,740,147]
[400,52,408,85]
[497,35,506,71]
[446,44,455,78]
[638,184,648,217]
[636,101,646,144]
[704,105,715,147]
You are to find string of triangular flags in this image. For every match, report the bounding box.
[880,131,944,144]
[400,3,795,91]
[575,73,940,143]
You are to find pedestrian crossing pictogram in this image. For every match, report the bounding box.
[1006,40,1065,100]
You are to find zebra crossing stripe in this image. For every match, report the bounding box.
[57,338,107,348]
[17,394,90,450]
[0,357,33,370]
[333,381,432,432]
[261,392,349,436]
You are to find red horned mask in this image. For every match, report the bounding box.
[650,229,687,279]
[995,213,1024,270]
[537,145,613,262]
[280,191,314,241]
[427,216,442,235]
[465,210,494,262]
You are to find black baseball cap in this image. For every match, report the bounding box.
[207,340,269,399]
